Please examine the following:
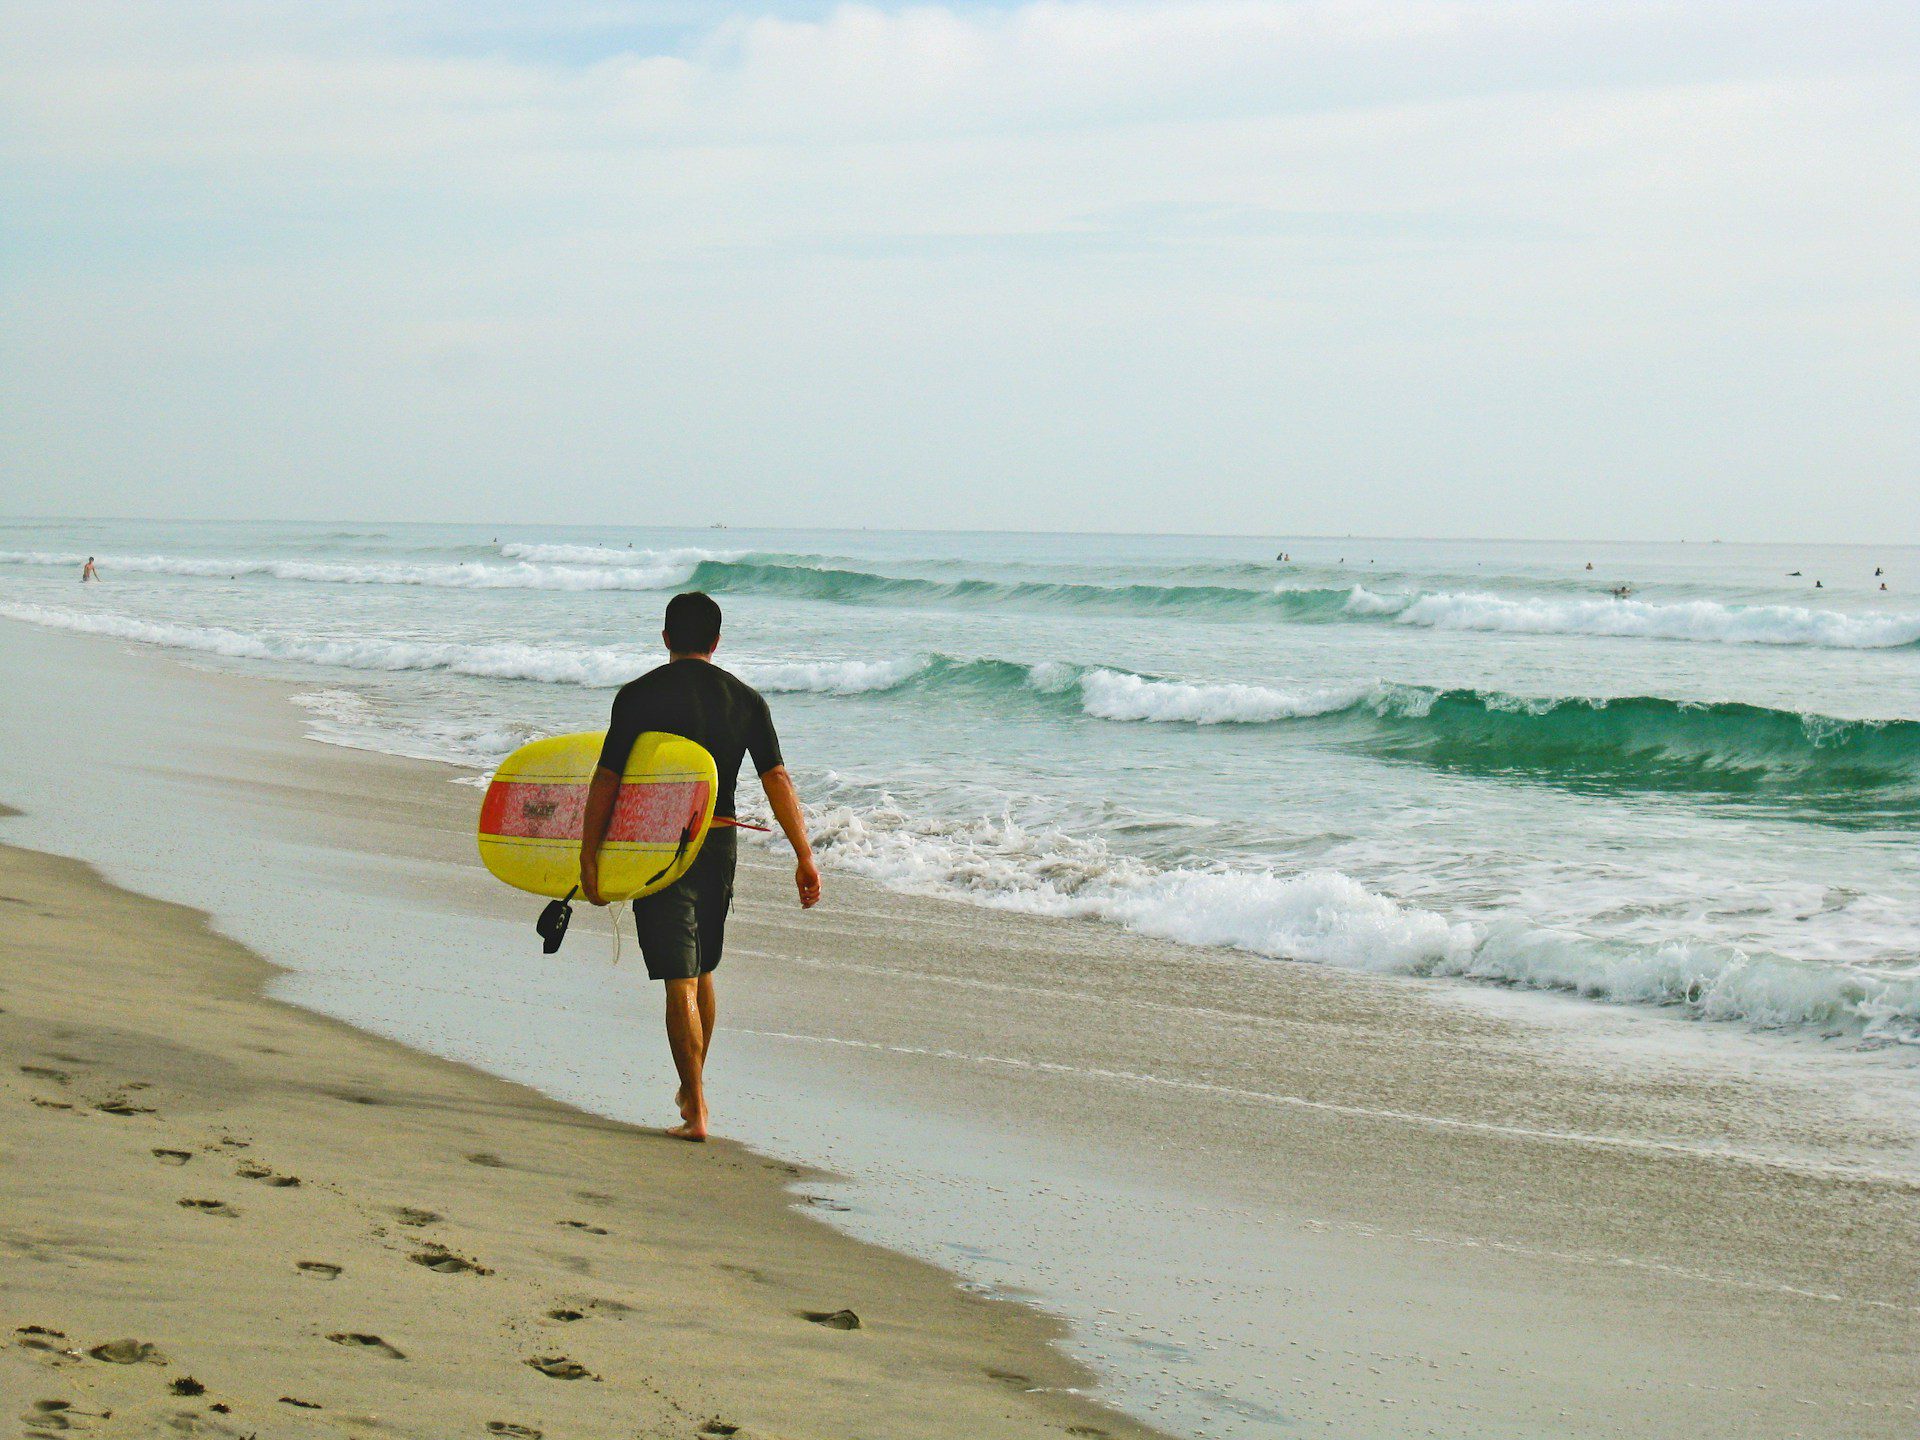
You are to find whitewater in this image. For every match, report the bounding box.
[4,520,1917,1049]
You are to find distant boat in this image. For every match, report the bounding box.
[709,522,727,529]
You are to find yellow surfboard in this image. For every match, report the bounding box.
[477,731,718,902]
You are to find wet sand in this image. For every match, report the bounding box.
[1,615,1917,1438]
[0,835,1157,1439]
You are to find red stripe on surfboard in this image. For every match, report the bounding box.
[480,779,710,844]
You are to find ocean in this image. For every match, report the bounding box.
[4,518,1917,1051]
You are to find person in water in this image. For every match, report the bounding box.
[578,591,821,1142]
[80,556,99,582]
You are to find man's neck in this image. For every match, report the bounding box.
[669,652,714,664]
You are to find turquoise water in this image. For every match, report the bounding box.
[4,519,1917,1046]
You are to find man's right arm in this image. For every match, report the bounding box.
[583,685,645,905]
[578,765,623,906]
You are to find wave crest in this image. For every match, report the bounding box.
[8,547,1916,649]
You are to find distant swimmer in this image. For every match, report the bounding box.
[1585,562,1594,571]
[1875,566,1884,576]
[1882,583,1890,591]
[1609,584,1634,599]
[1814,580,1823,588]
[80,556,99,582]
[1788,570,1802,577]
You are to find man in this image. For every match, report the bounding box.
[578,591,821,1142]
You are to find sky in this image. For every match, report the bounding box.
[1,0,1916,540]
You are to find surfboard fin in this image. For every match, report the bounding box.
[537,886,578,954]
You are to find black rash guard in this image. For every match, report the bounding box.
[597,659,783,820]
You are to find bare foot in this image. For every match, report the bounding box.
[668,1090,708,1142]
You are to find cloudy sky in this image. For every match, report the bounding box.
[2,1,1915,539]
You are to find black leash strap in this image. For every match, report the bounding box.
[639,822,696,891]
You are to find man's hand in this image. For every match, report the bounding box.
[795,855,822,909]
[580,861,606,907]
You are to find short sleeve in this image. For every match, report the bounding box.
[598,687,642,776]
[747,693,784,776]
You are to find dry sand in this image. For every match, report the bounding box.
[0,834,1156,1440]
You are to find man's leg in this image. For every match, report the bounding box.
[673,975,718,1119]
[662,978,708,1142]
[696,972,717,1059]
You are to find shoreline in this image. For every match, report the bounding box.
[0,831,1159,1439]
[3,614,1917,1438]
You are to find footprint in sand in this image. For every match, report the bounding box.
[21,1401,80,1436]
[296,1261,341,1280]
[801,1309,861,1330]
[152,1149,193,1166]
[556,1220,608,1235]
[465,1152,509,1168]
[29,1097,75,1111]
[525,1356,596,1381]
[88,1338,164,1365]
[700,1421,741,1436]
[235,1162,300,1187]
[94,1098,156,1117]
[327,1332,405,1359]
[393,1206,441,1227]
[19,1065,70,1084]
[277,1397,322,1409]
[486,1425,542,1438]
[545,1308,585,1322]
[176,1199,237,1218]
[986,1368,1036,1390]
[14,1326,74,1356]
[169,1379,205,1396]
[409,1249,491,1275]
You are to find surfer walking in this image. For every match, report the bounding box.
[578,591,821,1142]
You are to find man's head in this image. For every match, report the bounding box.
[663,591,722,656]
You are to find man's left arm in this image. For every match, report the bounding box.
[759,765,821,909]
[748,697,819,909]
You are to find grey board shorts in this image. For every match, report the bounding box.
[632,826,737,982]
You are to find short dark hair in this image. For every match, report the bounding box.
[664,591,722,653]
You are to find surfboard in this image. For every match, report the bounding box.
[477,731,718,902]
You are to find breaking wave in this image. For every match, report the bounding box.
[7,600,1913,817]
[7,546,1917,649]
[0,603,921,696]
[798,800,1920,1044]
[0,548,707,592]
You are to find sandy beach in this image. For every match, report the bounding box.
[2,616,1917,1438]
[0,831,1156,1439]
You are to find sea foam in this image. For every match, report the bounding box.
[801,800,1920,1044]
[0,603,925,695]
[0,549,704,592]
